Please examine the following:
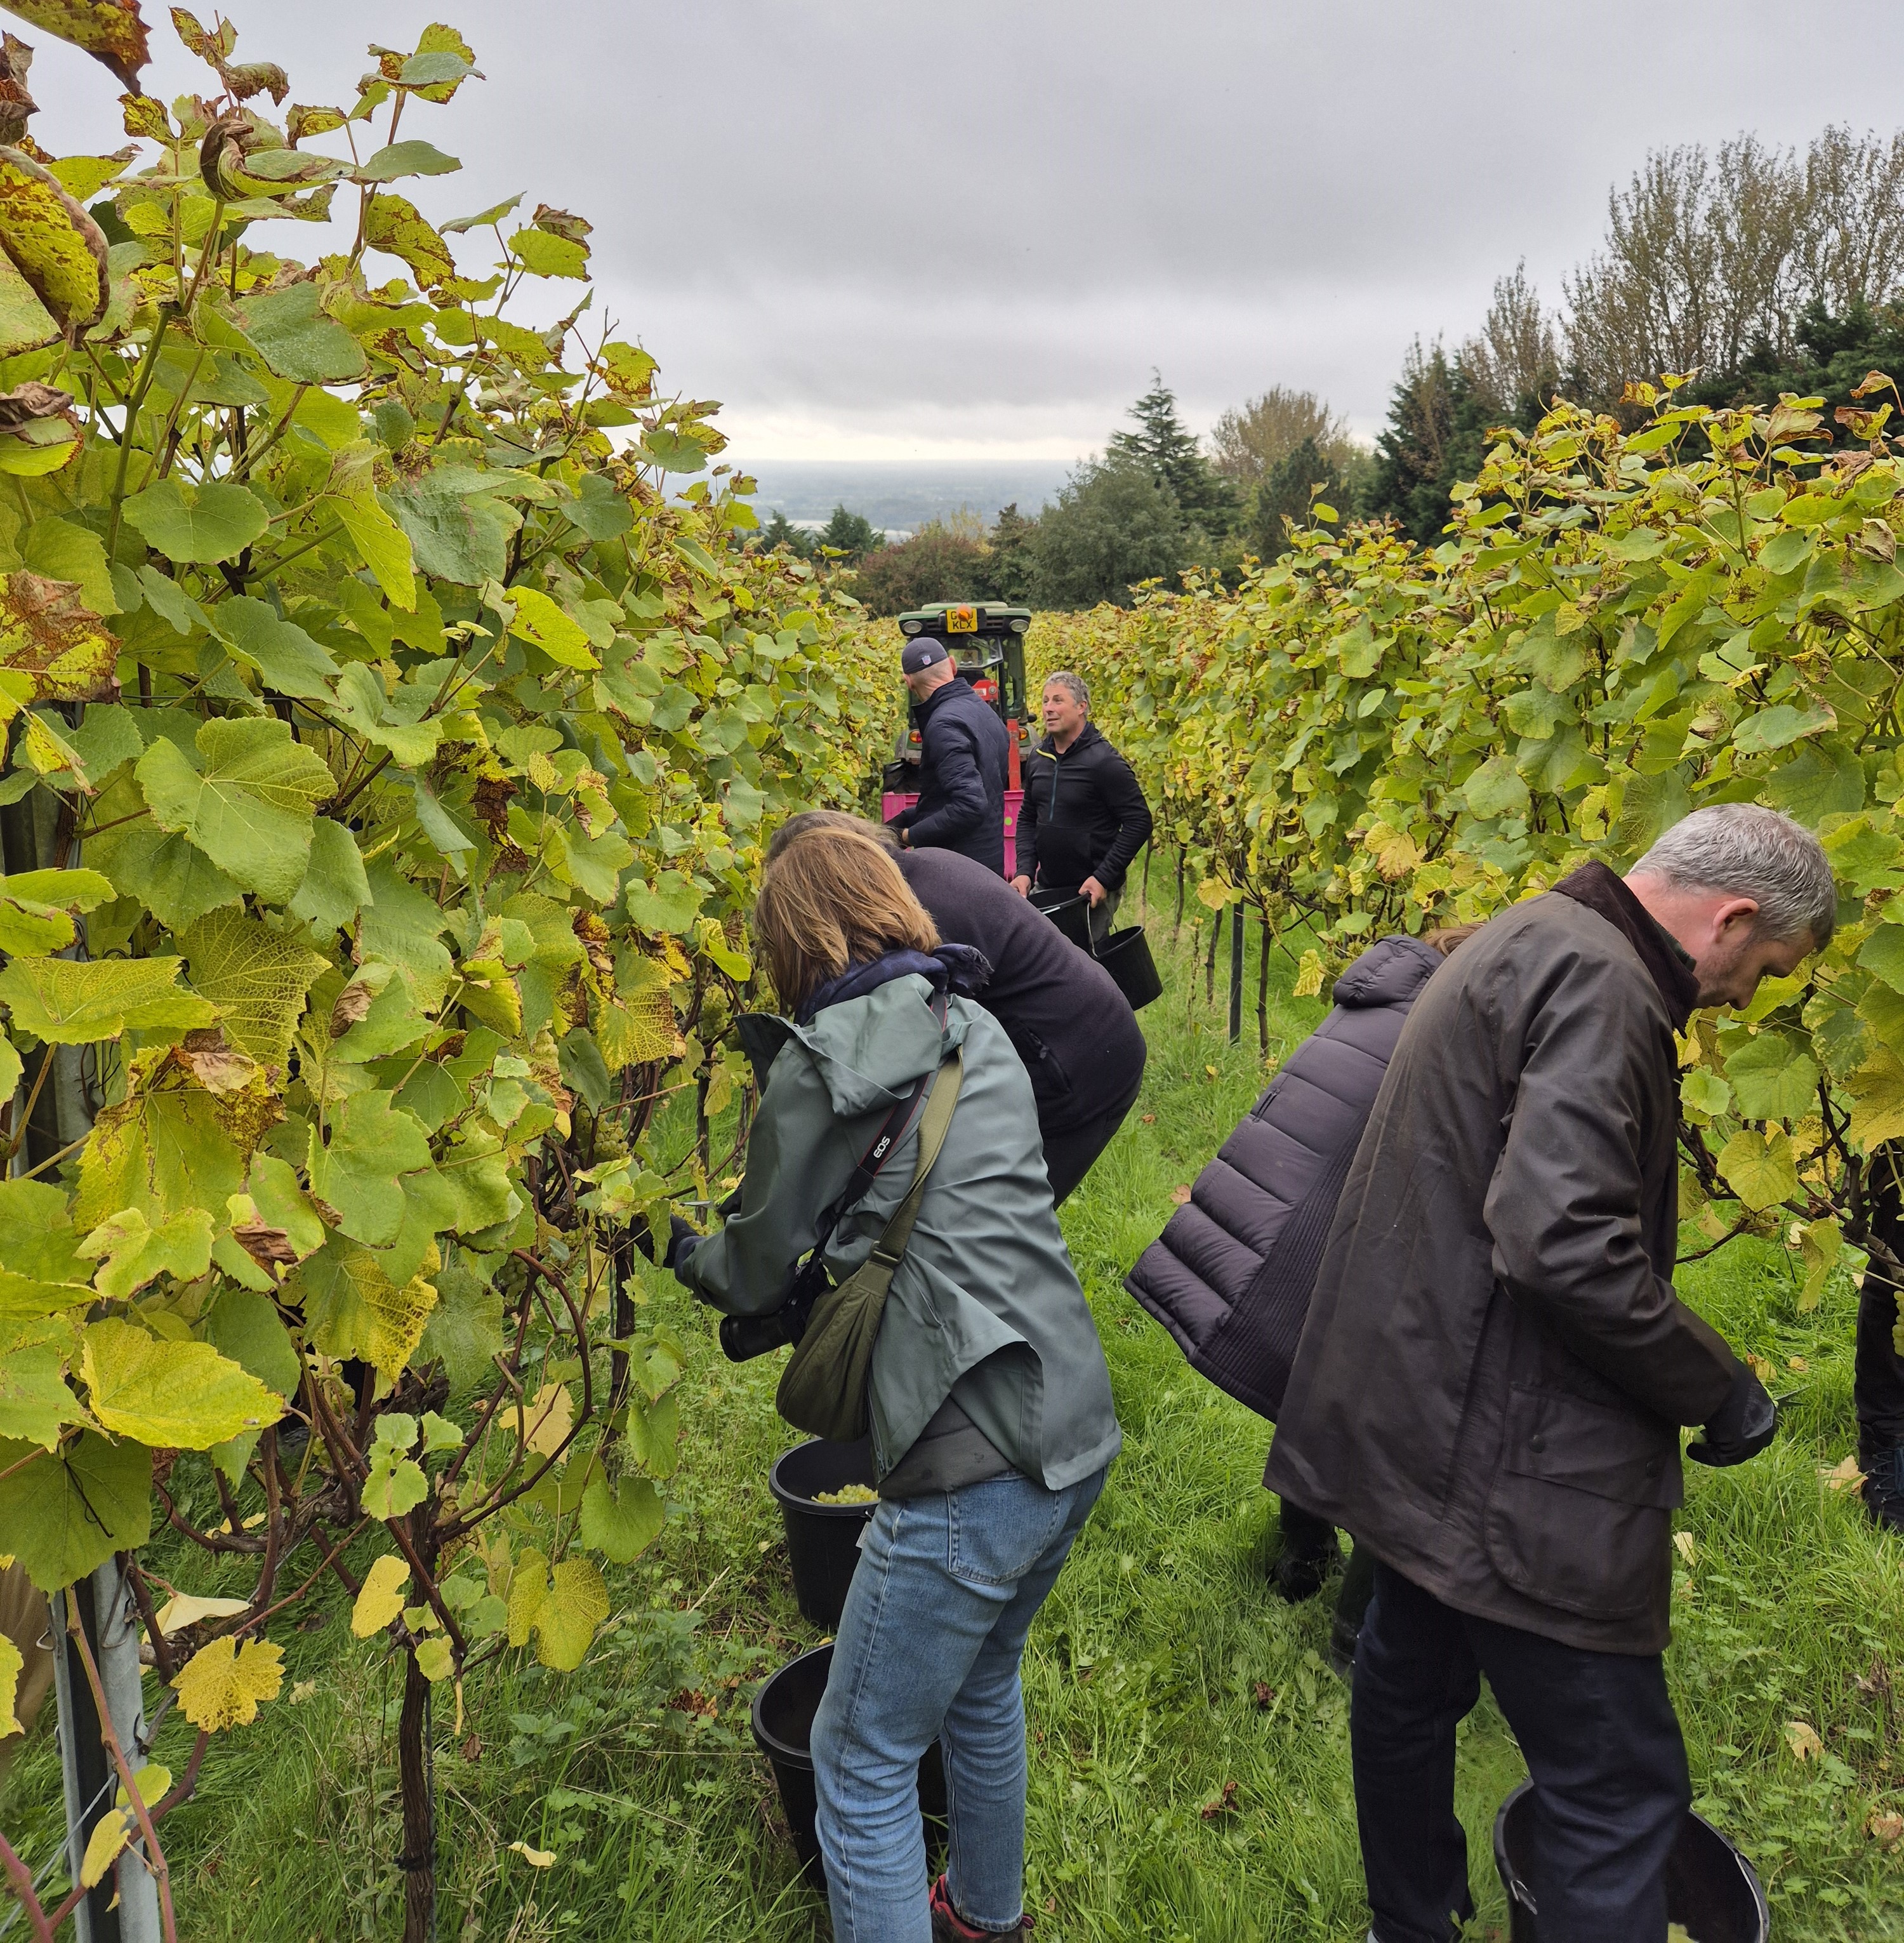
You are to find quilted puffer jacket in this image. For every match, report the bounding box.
[1124,935,1443,1420]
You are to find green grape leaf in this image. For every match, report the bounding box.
[1679,1066,1732,1120]
[218,595,341,700]
[1461,755,1531,819]
[333,490,415,609]
[289,818,371,933]
[78,1206,215,1299]
[362,1447,428,1519]
[294,1233,438,1378]
[507,586,597,669]
[179,906,328,1066]
[0,953,215,1042]
[0,1431,151,1593]
[0,1344,81,1450]
[622,870,702,934]
[363,191,453,287]
[1716,1127,1800,1210]
[122,478,270,564]
[73,1086,248,1232]
[578,1473,663,1564]
[81,1317,282,1448]
[507,225,587,280]
[509,1553,607,1671]
[358,140,460,182]
[1860,922,1904,995]
[0,241,56,355]
[23,515,117,613]
[358,861,453,981]
[98,822,246,929]
[416,1261,503,1389]
[385,471,513,585]
[1846,1044,1904,1152]
[307,1091,433,1245]
[136,716,333,900]
[235,281,367,383]
[1722,1031,1821,1122]
[202,1287,300,1399]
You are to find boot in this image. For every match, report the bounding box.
[1865,1447,1904,1534]
[929,1873,1035,1939]
[1271,1529,1340,1603]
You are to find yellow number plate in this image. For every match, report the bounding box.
[944,606,977,633]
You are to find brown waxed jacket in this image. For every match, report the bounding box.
[1265,869,1741,1654]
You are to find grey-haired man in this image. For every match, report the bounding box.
[889,636,1011,877]
[1267,804,1835,1943]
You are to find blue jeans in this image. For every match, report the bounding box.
[811,1465,1108,1942]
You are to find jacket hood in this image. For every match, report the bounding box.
[782,973,971,1117]
[1331,933,1442,1010]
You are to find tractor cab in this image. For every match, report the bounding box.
[881,602,1035,875]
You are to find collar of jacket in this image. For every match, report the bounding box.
[1554,861,1702,1028]
[796,942,992,1025]
[1037,721,1104,758]
[913,673,974,724]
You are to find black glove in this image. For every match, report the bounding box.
[664,1213,701,1277]
[1687,1364,1778,1467]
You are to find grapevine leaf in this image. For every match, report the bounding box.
[218,595,341,700]
[0,1344,81,1449]
[506,585,597,670]
[0,238,56,354]
[0,144,109,330]
[363,191,453,287]
[333,489,415,609]
[0,1633,21,1737]
[307,1091,432,1245]
[234,281,366,383]
[578,1473,663,1564]
[122,477,270,564]
[151,1593,249,1635]
[1716,1127,1799,1210]
[80,1316,281,1447]
[1722,1031,1820,1122]
[533,1558,608,1671]
[362,1447,427,1519]
[294,1235,438,1378]
[73,1085,248,1232]
[415,1261,503,1389]
[202,1287,300,1398]
[0,953,215,1042]
[1860,922,1904,995]
[179,905,327,1066]
[0,1431,151,1593]
[135,716,333,900]
[173,1636,284,1731]
[288,818,371,932]
[23,515,117,613]
[0,569,118,701]
[0,3,150,88]
[385,470,513,585]
[1848,1044,1904,1152]
[350,1553,409,1637]
[414,1635,454,1681]
[92,821,244,929]
[358,140,459,182]
[79,1807,133,1890]
[78,1205,214,1299]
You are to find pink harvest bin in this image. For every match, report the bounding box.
[882,790,1024,880]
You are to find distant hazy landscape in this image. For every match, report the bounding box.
[738,459,1078,533]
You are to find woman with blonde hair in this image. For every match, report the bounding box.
[675,823,1119,1943]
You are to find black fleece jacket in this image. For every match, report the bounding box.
[892,675,1010,875]
[1017,722,1153,892]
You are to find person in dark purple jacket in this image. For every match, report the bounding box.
[1125,928,1471,1657]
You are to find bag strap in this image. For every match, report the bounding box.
[863,1050,964,1278]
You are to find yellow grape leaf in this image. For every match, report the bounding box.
[1364,821,1422,880]
[414,1634,454,1682]
[507,586,597,670]
[153,1593,250,1635]
[1821,1453,1865,1493]
[532,1558,607,1672]
[1194,877,1231,913]
[506,1546,548,1647]
[0,5,151,89]
[517,1381,572,1459]
[0,569,118,703]
[80,1318,281,1449]
[79,1805,133,1888]
[507,1840,555,1867]
[1292,950,1325,1000]
[1672,1531,1696,1566]
[351,1554,409,1638]
[362,191,453,286]
[0,145,109,333]
[1784,1719,1823,1763]
[1716,1127,1798,1211]
[173,1635,284,1731]
[0,1632,20,1738]
[1846,1044,1904,1151]
[178,906,328,1068]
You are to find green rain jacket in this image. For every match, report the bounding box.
[679,974,1121,1489]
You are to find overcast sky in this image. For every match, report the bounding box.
[22,2,1904,464]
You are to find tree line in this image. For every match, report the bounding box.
[756,122,1904,609]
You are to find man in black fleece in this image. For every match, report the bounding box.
[769,813,1147,1204]
[1013,670,1153,941]
[888,635,1011,875]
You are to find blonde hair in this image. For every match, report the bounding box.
[754,825,939,1012]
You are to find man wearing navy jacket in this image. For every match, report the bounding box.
[887,636,1010,877]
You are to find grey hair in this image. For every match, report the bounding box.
[1043,669,1089,711]
[1630,804,1837,946]
[767,809,897,863]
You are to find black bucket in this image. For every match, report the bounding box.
[1493,1782,1769,1943]
[751,1643,947,1883]
[1031,889,1094,952]
[1094,925,1162,1011]
[769,1438,877,1629]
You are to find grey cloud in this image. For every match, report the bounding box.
[21,1,1904,456]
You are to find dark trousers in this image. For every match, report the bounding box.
[1041,1067,1144,1207]
[1353,1563,1689,1943]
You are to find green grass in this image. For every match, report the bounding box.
[6,913,1903,1941]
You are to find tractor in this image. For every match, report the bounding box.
[880,602,1034,875]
